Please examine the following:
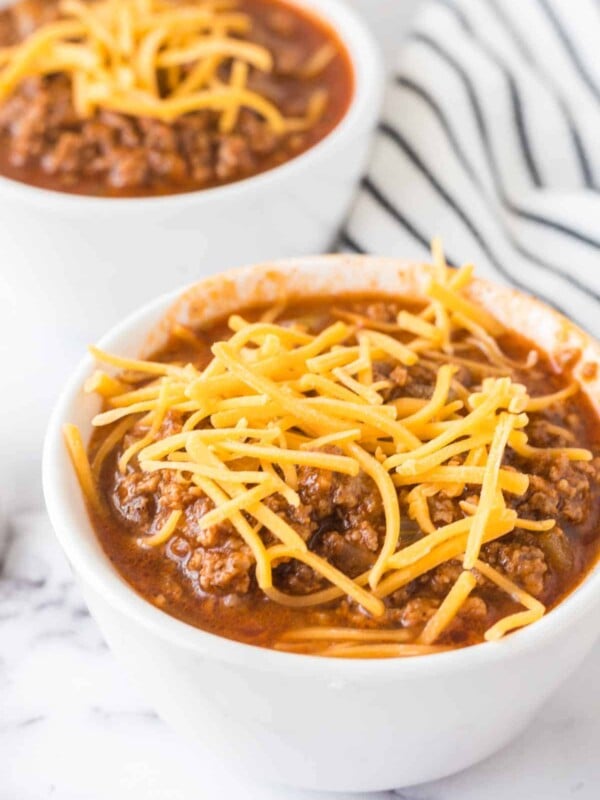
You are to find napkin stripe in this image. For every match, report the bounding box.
[376,122,585,317]
[338,229,365,254]
[508,78,541,189]
[360,177,443,260]
[436,0,543,188]
[488,0,595,189]
[390,76,600,305]
[410,31,600,252]
[377,122,516,284]
[395,76,481,189]
[538,0,600,105]
[341,0,600,336]
[409,32,535,207]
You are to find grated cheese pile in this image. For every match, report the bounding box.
[64,240,593,656]
[0,0,333,130]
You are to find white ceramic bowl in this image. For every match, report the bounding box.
[1,0,382,508]
[43,256,600,792]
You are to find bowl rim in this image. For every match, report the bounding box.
[0,0,382,211]
[43,254,600,678]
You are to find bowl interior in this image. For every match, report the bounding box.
[43,255,600,675]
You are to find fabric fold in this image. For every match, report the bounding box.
[342,0,600,336]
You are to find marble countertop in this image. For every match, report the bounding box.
[2,2,600,798]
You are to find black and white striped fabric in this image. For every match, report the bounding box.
[341,0,600,336]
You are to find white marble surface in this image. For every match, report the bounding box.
[3,2,600,798]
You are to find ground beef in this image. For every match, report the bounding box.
[113,469,160,527]
[428,493,462,527]
[361,302,399,324]
[527,418,573,447]
[371,361,408,402]
[0,0,351,195]
[397,597,440,628]
[483,540,547,597]
[371,360,441,403]
[318,531,374,575]
[263,492,316,543]
[398,362,438,400]
[456,595,487,624]
[113,466,201,525]
[91,297,600,652]
[267,460,387,594]
[297,460,384,552]
[515,454,600,525]
[0,73,283,191]
[440,596,489,645]
[275,559,324,595]
[427,560,463,594]
[343,515,380,552]
[188,546,253,595]
[183,497,234,549]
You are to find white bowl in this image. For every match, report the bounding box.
[43,256,600,792]
[1,0,383,508]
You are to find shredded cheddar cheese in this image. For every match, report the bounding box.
[419,570,477,645]
[66,240,595,656]
[138,508,182,547]
[0,0,333,130]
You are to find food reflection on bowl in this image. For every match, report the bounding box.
[44,254,600,791]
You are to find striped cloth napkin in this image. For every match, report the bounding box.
[341,0,600,337]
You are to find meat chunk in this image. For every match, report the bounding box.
[113,465,196,527]
[238,110,279,155]
[215,135,255,181]
[189,547,253,595]
[456,595,487,624]
[263,492,316,542]
[297,460,384,554]
[317,530,374,575]
[184,496,234,549]
[297,465,335,518]
[8,89,48,165]
[398,597,439,628]
[298,461,382,520]
[275,559,324,595]
[516,454,600,525]
[362,302,398,324]
[429,494,461,527]
[113,469,160,526]
[527,419,573,448]
[99,110,141,148]
[107,148,149,189]
[41,132,87,175]
[401,363,438,399]
[484,541,547,597]
[427,560,462,594]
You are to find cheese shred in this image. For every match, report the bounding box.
[65,240,595,656]
[0,0,334,131]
